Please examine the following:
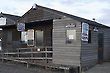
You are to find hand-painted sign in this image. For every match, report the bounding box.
[0,17,6,25]
[17,23,25,31]
[66,23,76,28]
[81,23,89,41]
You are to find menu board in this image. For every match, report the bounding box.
[17,23,25,31]
[81,23,89,42]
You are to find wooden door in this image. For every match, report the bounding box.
[35,30,44,46]
[98,33,104,64]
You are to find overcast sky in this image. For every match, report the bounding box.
[0,0,110,26]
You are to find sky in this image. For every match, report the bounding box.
[0,0,110,26]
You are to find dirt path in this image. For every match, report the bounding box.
[0,62,62,73]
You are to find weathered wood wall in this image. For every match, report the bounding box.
[53,18,81,66]
[81,26,110,71]
[18,7,63,23]
[2,28,21,52]
[102,28,110,61]
[81,26,98,70]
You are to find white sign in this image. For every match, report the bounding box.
[81,23,89,41]
[69,35,74,39]
[0,17,6,25]
[17,23,25,31]
[66,23,76,28]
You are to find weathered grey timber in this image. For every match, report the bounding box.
[53,18,81,66]
[0,4,110,72]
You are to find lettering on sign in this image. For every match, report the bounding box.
[66,23,76,28]
[17,23,25,31]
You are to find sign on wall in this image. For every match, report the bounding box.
[81,22,89,41]
[17,23,25,31]
[66,23,76,28]
[0,17,6,25]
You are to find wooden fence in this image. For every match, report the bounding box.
[0,46,52,65]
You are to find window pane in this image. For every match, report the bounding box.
[21,31,27,43]
[27,29,34,46]
[66,29,76,44]
[0,17,6,25]
[67,30,76,40]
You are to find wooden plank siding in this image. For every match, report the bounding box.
[81,29,98,70]
[18,7,63,23]
[103,28,110,61]
[53,18,81,66]
[81,26,110,71]
[2,28,21,52]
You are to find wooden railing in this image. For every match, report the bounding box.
[0,47,80,73]
[0,46,53,65]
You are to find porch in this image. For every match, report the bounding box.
[0,46,53,65]
[1,19,53,65]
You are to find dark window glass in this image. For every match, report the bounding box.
[35,30,43,46]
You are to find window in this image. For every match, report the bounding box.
[0,17,6,25]
[27,29,34,46]
[21,29,35,46]
[66,29,76,44]
[21,31,27,43]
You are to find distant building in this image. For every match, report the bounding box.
[0,12,20,51]
[0,4,110,71]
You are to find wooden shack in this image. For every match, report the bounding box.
[0,13,20,51]
[0,4,110,71]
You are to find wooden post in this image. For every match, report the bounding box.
[1,50,4,62]
[45,47,47,63]
[31,47,33,63]
[45,47,47,69]
[27,62,29,68]
[17,49,19,58]
[31,48,33,58]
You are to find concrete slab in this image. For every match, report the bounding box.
[84,62,110,73]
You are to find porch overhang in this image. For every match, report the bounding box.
[25,19,53,29]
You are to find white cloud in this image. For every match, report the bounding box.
[0,0,110,26]
[37,0,110,26]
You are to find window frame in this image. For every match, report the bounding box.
[66,29,76,44]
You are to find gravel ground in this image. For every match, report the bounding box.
[0,62,63,73]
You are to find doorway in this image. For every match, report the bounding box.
[35,30,44,46]
[98,33,104,64]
